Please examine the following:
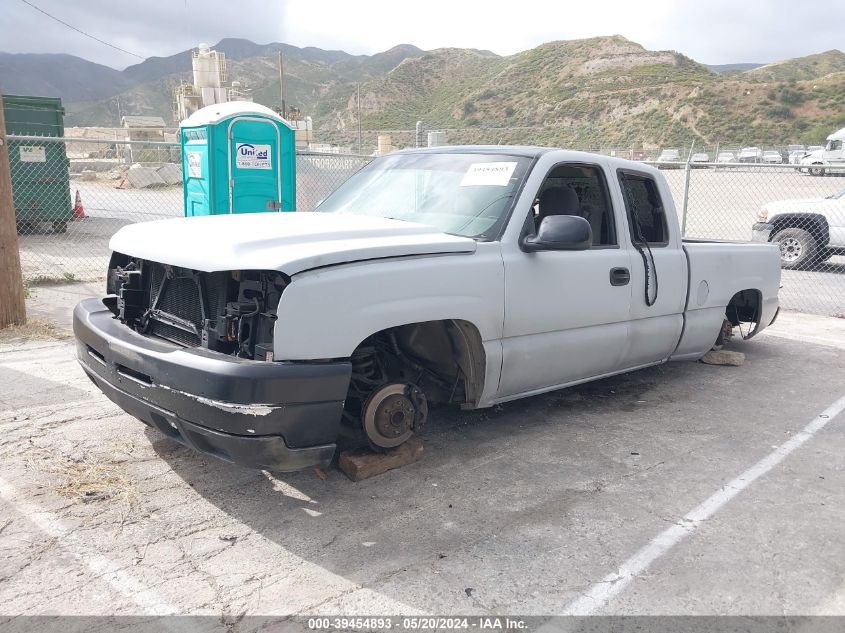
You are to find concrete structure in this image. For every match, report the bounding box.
[173,43,253,123]
[120,116,167,142]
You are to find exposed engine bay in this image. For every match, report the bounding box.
[105,252,287,360]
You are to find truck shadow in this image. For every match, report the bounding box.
[147,339,781,608]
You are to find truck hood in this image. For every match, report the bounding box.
[766,197,842,216]
[109,212,477,274]
[800,150,825,163]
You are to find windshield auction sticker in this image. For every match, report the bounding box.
[235,143,272,169]
[460,161,518,186]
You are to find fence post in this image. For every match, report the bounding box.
[680,140,695,237]
[0,94,27,327]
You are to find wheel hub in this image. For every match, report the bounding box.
[362,383,428,449]
[779,237,802,262]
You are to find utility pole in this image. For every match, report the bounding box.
[278,50,286,118]
[0,94,27,328]
[357,83,362,154]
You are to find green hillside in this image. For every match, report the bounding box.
[31,37,844,150]
[744,50,845,82]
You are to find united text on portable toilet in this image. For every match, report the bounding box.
[179,101,295,216]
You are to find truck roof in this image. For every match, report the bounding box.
[394,145,553,158]
[392,144,662,175]
[828,127,845,141]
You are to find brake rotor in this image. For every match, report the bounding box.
[362,383,428,449]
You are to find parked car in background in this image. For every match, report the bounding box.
[762,150,783,164]
[753,188,845,269]
[656,149,682,169]
[715,152,736,166]
[785,145,804,163]
[738,147,763,164]
[789,149,808,166]
[690,152,710,167]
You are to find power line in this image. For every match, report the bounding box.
[17,0,145,60]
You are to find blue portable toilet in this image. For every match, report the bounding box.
[179,101,296,216]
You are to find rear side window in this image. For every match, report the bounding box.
[617,172,669,246]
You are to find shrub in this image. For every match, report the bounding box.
[767,105,794,119]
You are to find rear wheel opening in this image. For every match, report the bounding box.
[720,289,763,346]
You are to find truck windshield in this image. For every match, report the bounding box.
[315,152,533,239]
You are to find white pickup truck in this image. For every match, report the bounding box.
[74,147,781,472]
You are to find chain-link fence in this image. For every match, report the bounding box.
[9,134,845,316]
[651,161,845,316]
[9,135,371,283]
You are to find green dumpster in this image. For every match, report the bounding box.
[3,95,73,233]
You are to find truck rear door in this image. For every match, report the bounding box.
[614,168,688,367]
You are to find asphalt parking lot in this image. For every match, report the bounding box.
[1,309,844,625]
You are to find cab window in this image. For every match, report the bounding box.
[617,172,669,246]
[532,163,617,247]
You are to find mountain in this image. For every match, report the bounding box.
[0,52,129,102]
[2,38,844,149]
[706,63,763,74]
[327,36,845,148]
[744,50,845,81]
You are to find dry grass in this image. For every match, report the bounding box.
[0,318,71,342]
[45,457,136,507]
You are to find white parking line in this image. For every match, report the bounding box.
[0,475,178,616]
[560,392,845,616]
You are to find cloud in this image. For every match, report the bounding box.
[2,0,843,68]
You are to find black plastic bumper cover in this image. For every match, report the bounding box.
[74,298,352,472]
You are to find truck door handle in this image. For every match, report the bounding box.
[610,267,630,286]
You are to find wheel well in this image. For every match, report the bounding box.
[348,319,486,409]
[726,289,762,339]
[770,213,829,245]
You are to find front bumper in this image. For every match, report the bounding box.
[74,298,352,471]
[751,222,774,243]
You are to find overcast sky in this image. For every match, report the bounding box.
[3,0,844,69]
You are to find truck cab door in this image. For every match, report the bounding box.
[498,161,632,399]
[827,139,844,165]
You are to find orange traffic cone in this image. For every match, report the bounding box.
[73,189,87,219]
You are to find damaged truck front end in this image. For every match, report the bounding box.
[74,252,351,471]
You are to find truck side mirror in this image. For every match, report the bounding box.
[521,215,592,252]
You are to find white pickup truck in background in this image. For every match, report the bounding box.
[753,187,845,268]
[74,147,781,472]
